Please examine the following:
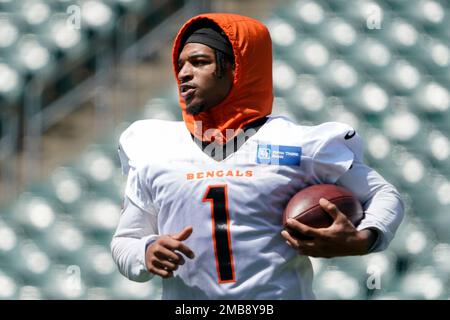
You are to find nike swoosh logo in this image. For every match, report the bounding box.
[344,130,356,140]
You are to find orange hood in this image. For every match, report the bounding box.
[172,13,273,144]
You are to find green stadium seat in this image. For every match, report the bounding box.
[338,0,388,31]
[110,273,162,299]
[0,270,19,299]
[49,167,88,210]
[14,240,52,287]
[287,38,331,74]
[9,34,56,78]
[42,264,86,299]
[376,59,423,95]
[39,12,89,59]
[316,17,360,54]
[85,286,112,300]
[18,0,52,29]
[381,18,421,54]
[411,81,450,114]
[74,244,117,287]
[266,16,298,60]
[410,37,450,75]
[74,145,123,199]
[78,0,116,36]
[381,106,428,151]
[35,216,86,264]
[400,0,448,31]
[317,59,360,96]
[285,77,329,123]
[342,81,391,121]
[0,218,21,264]
[10,193,57,236]
[273,59,297,96]
[18,285,44,300]
[431,243,450,275]
[0,13,21,52]
[77,196,121,239]
[399,266,447,299]
[422,129,450,171]
[0,61,24,103]
[313,267,365,299]
[388,216,437,268]
[282,0,328,34]
[347,37,393,74]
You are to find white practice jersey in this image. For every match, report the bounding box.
[111,116,404,299]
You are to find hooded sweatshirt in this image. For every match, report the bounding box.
[172,13,274,145]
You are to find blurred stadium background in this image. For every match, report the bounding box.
[0,0,449,300]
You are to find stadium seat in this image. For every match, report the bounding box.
[376,59,423,95]
[77,196,121,239]
[110,273,162,299]
[13,240,52,287]
[65,244,117,287]
[42,264,86,299]
[35,216,86,265]
[10,193,58,236]
[317,59,360,96]
[285,76,329,123]
[0,218,21,264]
[39,12,88,59]
[8,34,56,79]
[265,16,297,60]
[18,285,44,300]
[0,270,19,299]
[287,38,331,74]
[78,0,116,36]
[316,17,360,54]
[0,62,23,103]
[273,59,297,96]
[313,267,365,299]
[348,37,393,75]
[399,266,447,299]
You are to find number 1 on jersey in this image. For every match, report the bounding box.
[203,185,236,283]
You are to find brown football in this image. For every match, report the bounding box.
[283,184,364,233]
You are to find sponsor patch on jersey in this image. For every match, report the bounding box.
[256,144,302,165]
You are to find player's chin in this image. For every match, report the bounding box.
[186,100,206,115]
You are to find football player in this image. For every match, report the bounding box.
[111,13,404,299]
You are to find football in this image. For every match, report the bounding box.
[283,184,364,232]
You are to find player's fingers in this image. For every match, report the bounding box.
[149,262,174,278]
[153,244,182,262]
[164,238,195,259]
[176,242,195,259]
[281,230,300,248]
[286,218,320,237]
[319,198,346,222]
[171,226,193,241]
[154,258,178,271]
[176,252,186,265]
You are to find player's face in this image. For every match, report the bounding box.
[178,43,234,115]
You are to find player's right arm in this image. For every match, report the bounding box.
[111,196,195,281]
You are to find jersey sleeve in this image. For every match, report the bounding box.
[118,122,139,175]
[311,122,364,184]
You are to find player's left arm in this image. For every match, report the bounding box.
[282,161,405,258]
[282,123,404,258]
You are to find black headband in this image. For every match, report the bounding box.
[184,27,233,57]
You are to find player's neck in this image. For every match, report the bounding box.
[191,116,268,161]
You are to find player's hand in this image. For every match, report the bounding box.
[281,198,377,258]
[145,226,195,278]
